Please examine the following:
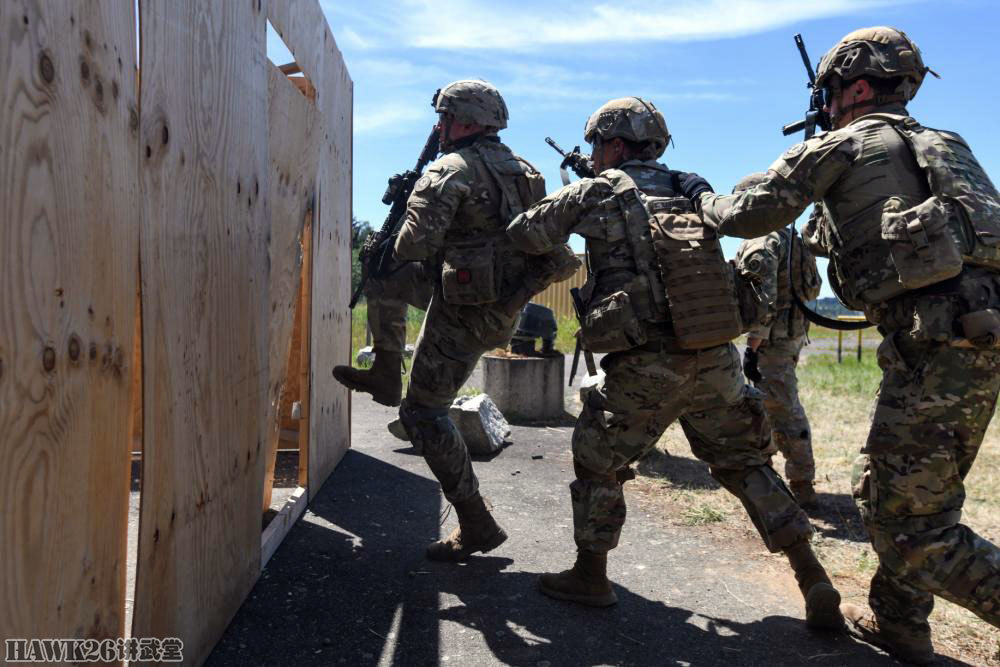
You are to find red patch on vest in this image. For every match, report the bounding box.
[457,269,472,284]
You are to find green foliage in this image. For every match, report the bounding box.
[351,216,372,295]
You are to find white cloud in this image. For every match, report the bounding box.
[323,0,910,52]
[353,106,427,134]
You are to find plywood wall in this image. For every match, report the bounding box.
[131,2,270,664]
[268,0,353,497]
[0,0,139,651]
[261,65,320,509]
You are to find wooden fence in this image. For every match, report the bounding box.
[0,1,351,664]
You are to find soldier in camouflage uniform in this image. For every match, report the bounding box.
[734,173,823,508]
[506,98,843,631]
[336,80,579,561]
[700,27,1000,663]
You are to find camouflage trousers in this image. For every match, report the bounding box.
[756,336,815,483]
[572,341,812,555]
[853,329,1000,637]
[398,287,518,505]
[362,262,434,353]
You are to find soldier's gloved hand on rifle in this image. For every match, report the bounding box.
[743,344,763,384]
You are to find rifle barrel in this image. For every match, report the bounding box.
[794,33,817,85]
[545,137,567,157]
[782,119,806,136]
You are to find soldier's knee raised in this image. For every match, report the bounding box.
[399,400,453,453]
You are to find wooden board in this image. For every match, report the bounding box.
[0,0,139,651]
[132,2,269,663]
[260,486,307,569]
[270,0,352,497]
[267,0,328,86]
[308,32,353,495]
[261,66,319,511]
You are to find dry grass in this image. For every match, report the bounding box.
[638,349,1000,665]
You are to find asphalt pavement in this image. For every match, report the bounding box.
[207,364,898,666]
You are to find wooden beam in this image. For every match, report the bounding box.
[260,487,307,569]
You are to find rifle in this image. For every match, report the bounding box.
[568,286,597,386]
[545,137,595,186]
[349,127,440,308]
[781,34,831,140]
[777,35,872,331]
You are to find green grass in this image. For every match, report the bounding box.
[682,503,727,526]
[797,352,882,396]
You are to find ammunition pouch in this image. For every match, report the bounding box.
[580,290,647,353]
[881,196,963,290]
[731,261,771,333]
[441,243,499,305]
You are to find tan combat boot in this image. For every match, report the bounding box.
[841,603,936,664]
[332,350,402,407]
[538,551,618,607]
[426,494,508,562]
[790,481,820,510]
[784,539,844,630]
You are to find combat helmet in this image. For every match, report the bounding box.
[815,27,932,102]
[584,97,670,158]
[433,79,508,130]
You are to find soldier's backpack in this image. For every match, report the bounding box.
[606,171,746,350]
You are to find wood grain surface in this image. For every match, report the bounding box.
[268,0,353,497]
[132,2,269,663]
[308,20,353,496]
[261,66,319,511]
[0,0,139,653]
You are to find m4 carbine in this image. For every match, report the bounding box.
[780,34,872,331]
[545,137,595,186]
[349,126,440,308]
[781,34,831,140]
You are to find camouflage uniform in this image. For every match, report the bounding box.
[361,262,433,354]
[735,229,822,484]
[701,70,1000,645]
[396,134,549,504]
[508,159,813,556]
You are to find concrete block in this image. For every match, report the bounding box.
[483,354,565,422]
[451,394,511,455]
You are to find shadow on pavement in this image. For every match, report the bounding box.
[208,446,911,666]
[435,556,894,666]
[208,450,443,666]
[809,492,871,543]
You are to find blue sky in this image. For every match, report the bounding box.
[266,0,1000,298]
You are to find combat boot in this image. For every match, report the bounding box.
[784,539,844,630]
[332,350,402,407]
[841,603,936,664]
[538,551,618,607]
[790,481,820,510]
[426,493,507,562]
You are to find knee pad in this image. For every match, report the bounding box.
[399,400,452,453]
